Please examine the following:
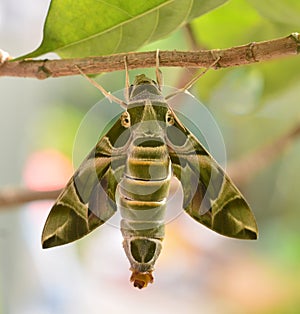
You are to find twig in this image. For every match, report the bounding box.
[227,123,300,185]
[0,188,61,209]
[0,33,299,79]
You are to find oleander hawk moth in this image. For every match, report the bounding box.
[42,58,258,289]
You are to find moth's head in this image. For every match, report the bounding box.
[128,74,162,102]
[134,74,157,86]
[122,74,177,135]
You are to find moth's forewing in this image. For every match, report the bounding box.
[167,112,258,239]
[42,115,128,248]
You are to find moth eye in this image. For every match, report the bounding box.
[121,111,131,128]
[166,110,174,126]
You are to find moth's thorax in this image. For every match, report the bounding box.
[130,105,167,140]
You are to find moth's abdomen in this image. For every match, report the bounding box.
[119,141,171,216]
[118,140,171,288]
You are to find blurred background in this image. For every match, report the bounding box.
[1,0,300,313]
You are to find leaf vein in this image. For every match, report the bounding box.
[57,0,174,52]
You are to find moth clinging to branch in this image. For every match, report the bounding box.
[42,52,258,289]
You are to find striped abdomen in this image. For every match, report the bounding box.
[117,136,171,288]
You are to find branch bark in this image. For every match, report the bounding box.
[0,33,299,79]
[0,188,61,209]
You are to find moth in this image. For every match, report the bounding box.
[42,54,258,289]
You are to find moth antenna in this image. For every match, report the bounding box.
[75,65,127,109]
[155,49,163,90]
[165,57,221,101]
[124,56,130,103]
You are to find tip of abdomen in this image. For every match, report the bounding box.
[130,270,154,289]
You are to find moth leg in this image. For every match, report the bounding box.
[75,65,127,109]
[155,49,163,90]
[165,57,221,101]
[124,56,130,103]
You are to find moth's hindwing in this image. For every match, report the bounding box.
[42,116,128,248]
[167,113,258,239]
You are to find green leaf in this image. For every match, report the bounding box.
[18,0,228,59]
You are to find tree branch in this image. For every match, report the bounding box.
[0,188,61,209]
[227,123,300,185]
[0,33,299,79]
